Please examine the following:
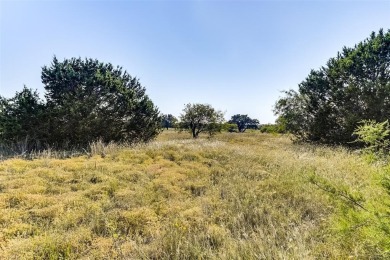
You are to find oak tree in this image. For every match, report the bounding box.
[179,103,224,138]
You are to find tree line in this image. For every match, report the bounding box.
[3,29,385,153]
[0,57,264,153]
[162,108,263,138]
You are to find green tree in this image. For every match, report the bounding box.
[41,57,161,147]
[162,114,178,130]
[228,114,259,132]
[275,29,390,144]
[179,103,224,138]
[0,87,46,152]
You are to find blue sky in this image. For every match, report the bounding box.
[1,0,389,123]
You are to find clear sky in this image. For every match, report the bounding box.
[1,0,389,123]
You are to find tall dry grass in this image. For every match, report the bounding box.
[0,130,388,259]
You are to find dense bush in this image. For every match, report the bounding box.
[0,87,46,153]
[260,124,284,134]
[275,29,390,144]
[0,57,162,152]
[222,123,239,133]
[42,57,161,147]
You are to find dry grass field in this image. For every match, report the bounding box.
[0,131,389,259]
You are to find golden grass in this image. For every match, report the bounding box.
[0,130,389,259]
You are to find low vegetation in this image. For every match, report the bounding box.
[1,131,389,259]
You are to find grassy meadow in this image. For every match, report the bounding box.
[0,131,389,259]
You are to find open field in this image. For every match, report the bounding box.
[0,131,389,259]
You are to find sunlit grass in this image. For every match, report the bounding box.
[0,130,389,259]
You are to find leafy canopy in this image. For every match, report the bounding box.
[0,57,161,152]
[275,29,390,144]
[42,56,161,147]
[228,114,259,132]
[179,103,224,138]
[0,87,46,153]
[162,114,178,129]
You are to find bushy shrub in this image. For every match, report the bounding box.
[0,87,47,153]
[260,124,277,133]
[275,29,390,144]
[260,123,286,134]
[222,123,238,133]
[353,120,390,155]
[0,57,161,153]
[42,57,161,148]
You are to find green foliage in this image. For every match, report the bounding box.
[309,173,366,211]
[161,114,178,129]
[275,29,390,144]
[178,103,224,138]
[222,123,239,132]
[228,114,259,132]
[309,170,390,258]
[1,57,162,153]
[260,120,286,134]
[0,87,46,153]
[42,56,161,148]
[353,120,390,155]
[275,116,287,133]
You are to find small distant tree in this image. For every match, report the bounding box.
[179,103,224,138]
[228,114,259,132]
[162,114,178,130]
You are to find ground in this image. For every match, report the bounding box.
[0,131,389,259]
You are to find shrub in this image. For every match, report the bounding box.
[222,123,238,133]
[353,120,390,155]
